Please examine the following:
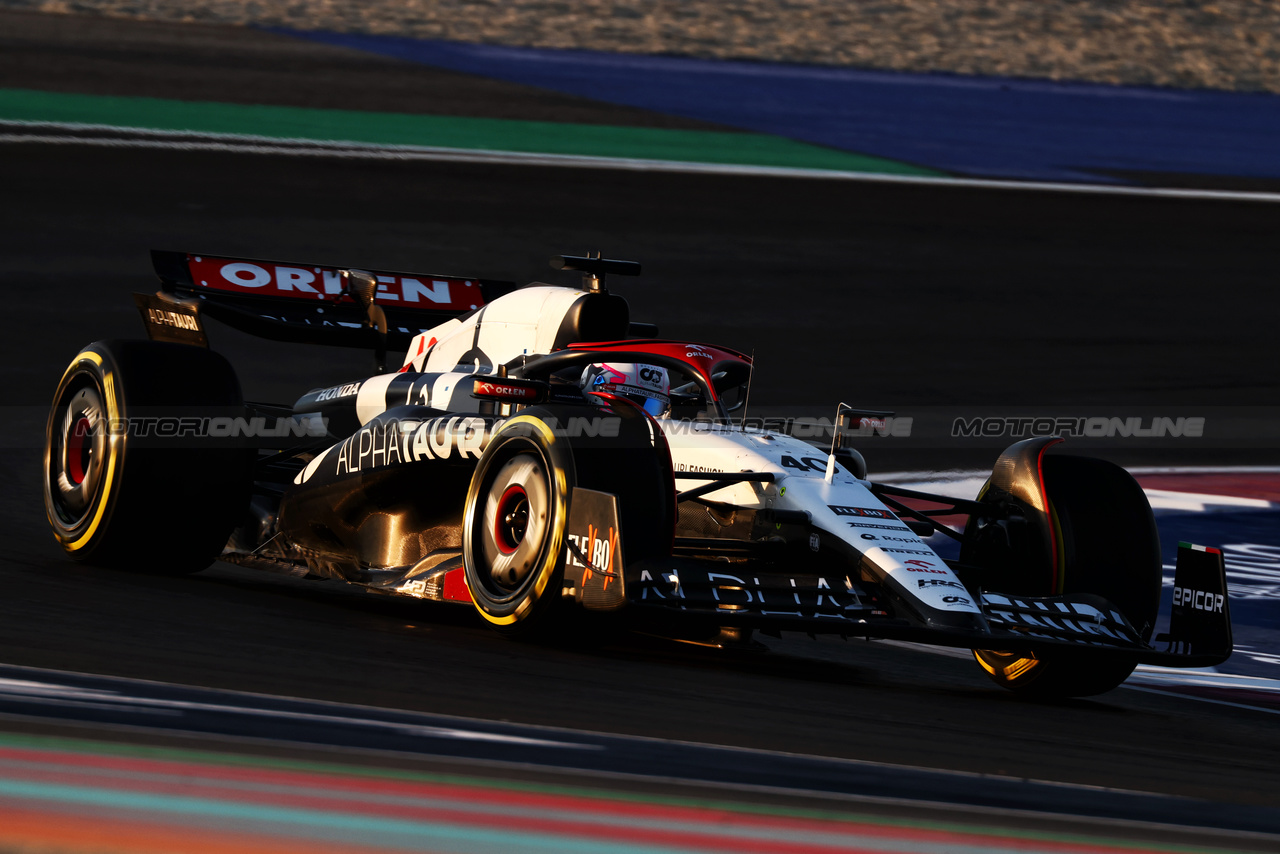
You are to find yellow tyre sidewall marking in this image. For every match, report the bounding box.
[469,415,569,627]
[49,350,122,552]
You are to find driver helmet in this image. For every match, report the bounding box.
[580,362,670,417]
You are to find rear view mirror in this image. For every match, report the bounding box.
[342,269,379,308]
[341,269,388,371]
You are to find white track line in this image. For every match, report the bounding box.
[1128,667,1280,692]
[1124,685,1280,717]
[2,119,1278,203]
[0,662,1201,802]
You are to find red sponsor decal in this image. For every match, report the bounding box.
[904,559,944,573]
[473,380,540,401]
[442,566,472,603]
[184,255,484,311]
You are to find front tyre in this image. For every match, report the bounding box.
[44,340,253,573]
[973,649,1140,698]
[968,454,1159,698]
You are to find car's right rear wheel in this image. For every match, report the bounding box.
[463,416,574,636]
[462,401,676,638]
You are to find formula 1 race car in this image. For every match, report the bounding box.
[43,251,1233,697]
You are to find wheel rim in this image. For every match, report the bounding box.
[493,484,530,555]
[49,382,109,527]
[66,417,91,484]
[974,649,1041,684]
[479,453,550,592]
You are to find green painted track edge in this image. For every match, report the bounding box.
[0,87,944,177]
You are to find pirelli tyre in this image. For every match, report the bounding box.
[463,411,576,635]
[462,402,674,636]
[44,340,253,573]
[969,455,1160,697]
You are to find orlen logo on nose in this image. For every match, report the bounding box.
[186,256,483,310]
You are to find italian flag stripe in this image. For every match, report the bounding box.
[1179,541,1223,555]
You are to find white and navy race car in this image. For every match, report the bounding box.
[43,252,1232,697]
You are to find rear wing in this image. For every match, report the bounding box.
[137,250,516,353]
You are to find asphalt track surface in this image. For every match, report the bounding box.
[3,10,1280,847]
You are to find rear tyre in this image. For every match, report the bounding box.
[481,454,553,590]
[44,340,253,574]
[464,414,574,636]
[463,402,675,637]
[969,455,1160,697]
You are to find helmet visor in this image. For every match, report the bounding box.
[639,396,668,417]
[598,382,669,417]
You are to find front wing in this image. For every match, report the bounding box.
[622,543,1232,668]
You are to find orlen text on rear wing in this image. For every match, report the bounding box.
[140,251,516,355]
